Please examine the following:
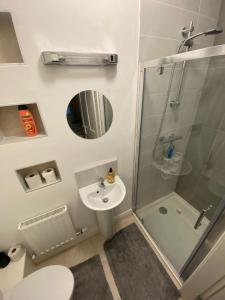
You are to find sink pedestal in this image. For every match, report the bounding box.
[96,210,113,239]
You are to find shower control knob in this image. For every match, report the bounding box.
[170,100,180,109]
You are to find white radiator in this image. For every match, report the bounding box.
[18,205,76,258]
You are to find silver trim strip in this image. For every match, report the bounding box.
[142,44,225,68]
[132,66,145,210]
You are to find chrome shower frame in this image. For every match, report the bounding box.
[132,44,225,286]
[142,44,225,69]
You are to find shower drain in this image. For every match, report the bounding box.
[159,207,168,214]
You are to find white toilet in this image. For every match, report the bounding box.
[0,265,74,300]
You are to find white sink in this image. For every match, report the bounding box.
[79,175,126,239]
[79,175,126,211]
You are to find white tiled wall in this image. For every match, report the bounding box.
[176,56,225,218]
[140,0,222,62]
[175,1,225,218]
[137,62,210,208]
[136,0,222,209]
[173,1,225,221]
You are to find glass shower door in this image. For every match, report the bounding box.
[134,47,225,279]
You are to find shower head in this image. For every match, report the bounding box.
[183,28,223,47]
[204,28,223,35]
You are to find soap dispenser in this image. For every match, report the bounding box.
[106,168,115,183]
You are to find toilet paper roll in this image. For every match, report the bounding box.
[8,245,24,262]
[41,168,57,184]
[25,172,43,190]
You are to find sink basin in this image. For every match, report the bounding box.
[79,175,126,239]
[79,175,126,211]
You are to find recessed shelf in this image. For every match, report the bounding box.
[0,12,23,63]
[0,103,46,145]
[0,134,47,145]
[16,161,61,193]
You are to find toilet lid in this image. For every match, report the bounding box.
[10,265,74,300]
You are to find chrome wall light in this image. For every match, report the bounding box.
[41,51,118,66]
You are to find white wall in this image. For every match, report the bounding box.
[0,0,140,250]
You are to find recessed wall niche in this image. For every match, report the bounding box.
[66,90,113,139]
[0,12,23,63]
[0,103,46,145]
[16,161,61,192]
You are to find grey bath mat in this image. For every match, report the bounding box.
[104,223,180,300]
[70,255,113,300]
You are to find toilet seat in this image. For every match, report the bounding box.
[9,265,74,300]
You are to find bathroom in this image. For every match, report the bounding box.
[1,0,225,299]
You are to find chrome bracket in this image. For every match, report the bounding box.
[170,100,180,109]
[181,21,194,39]
[181,27,190,38]
[194,205,213,229]
[159,134,183,144]
[157,65,164,75]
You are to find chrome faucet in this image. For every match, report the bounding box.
[194,205,213,229]
[99,177,106,189]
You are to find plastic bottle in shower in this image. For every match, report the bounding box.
[166,142,175,159]
[18,105,38,137]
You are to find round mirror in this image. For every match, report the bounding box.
[66,90,113,139]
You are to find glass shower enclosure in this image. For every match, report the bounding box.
[133,44,225,283]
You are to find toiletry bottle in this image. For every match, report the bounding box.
[18,105,38,137]
[106,168,115,183]
[166,142,175,159]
